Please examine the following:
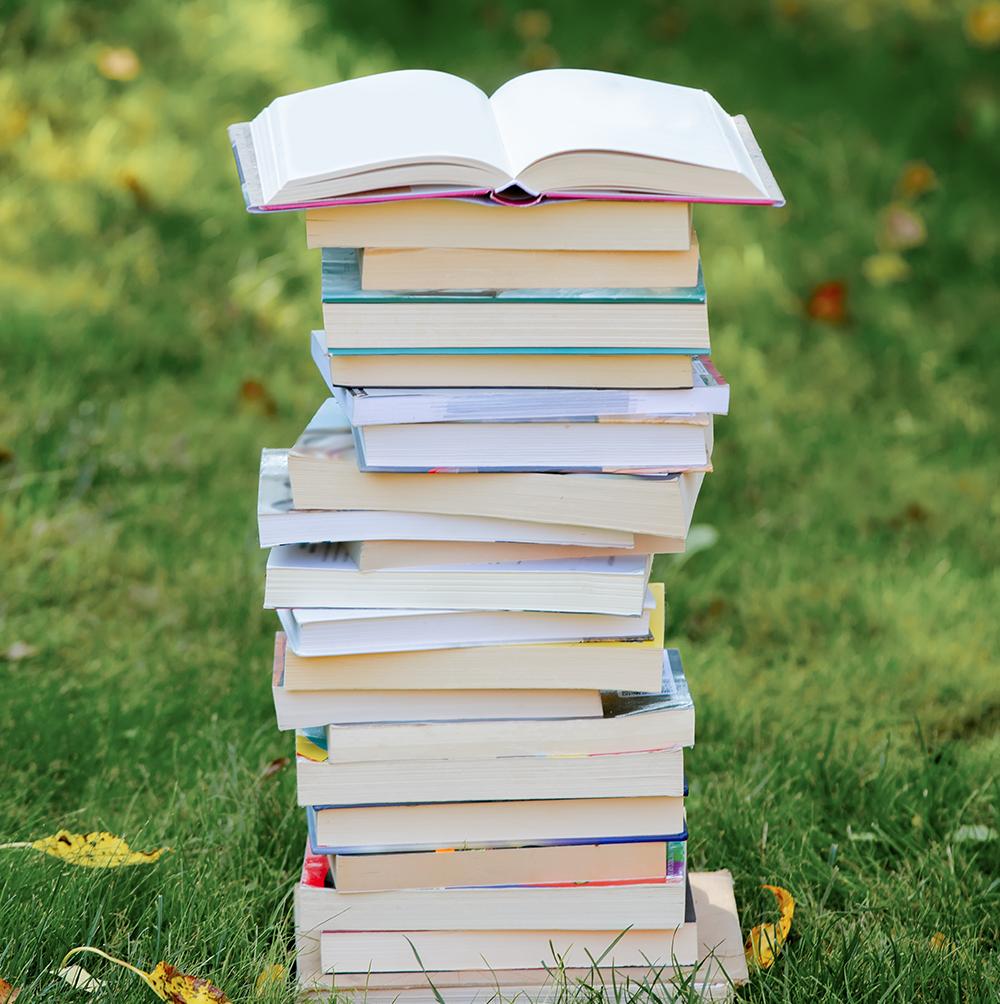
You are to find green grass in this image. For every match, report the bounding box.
[0,0,998,999]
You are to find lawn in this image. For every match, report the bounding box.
[0,0,998,1000]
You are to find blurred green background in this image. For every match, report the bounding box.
[0,0,998,999]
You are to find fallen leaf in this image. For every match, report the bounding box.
[255,965,284,995]
[863,252,910,287]
[949,824,999,842]
[0,830,169,867]
[56,965,106,992]
[895,160,937,199]
[965,1,1000,46]
[805,280,848,324]
[0,976,21,1003]
[513,9,552,40]
[877,203,927,251]
[2,642,37,661]
[97,47,142,81]
[745,885,795,969]
[60,949,229,1003]
[260,757,290,781]
[238,380,277,416]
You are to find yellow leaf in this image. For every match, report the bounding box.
[862,252,911,287]
[966,1,1000,46]
[255,965,284,995]
[745,884,795,969]
[60,949,230,1003]
[0,830,168,867]
[55,965,106,993]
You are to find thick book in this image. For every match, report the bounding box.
[278,584,658,659]
[295,745,684,806]
[320,351,729,424]
[231,67,783,208]
[359,239,701,291]
[321,249,709,353]
[304,198,695,252]
[294,870,748,999]
[288,433,705,537]
[264,543,652,616]
[308,795,686,854]
[330,839,686,892]
[352,412,713,473]
[258,447,647,551]
[319,648,694,760]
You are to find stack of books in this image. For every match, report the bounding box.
[231,66,781,1003]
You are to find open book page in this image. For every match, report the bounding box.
[488,69,766,197]
[251,70,513,203]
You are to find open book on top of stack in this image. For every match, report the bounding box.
[232,64,780,1002]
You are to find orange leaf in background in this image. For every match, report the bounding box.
[965,1,1000,46]
[97,47,142,81]
[745,885,795,969]
[877,204,927,251]
[59,949,229,1003]
[238,379,278,416]
[260,757,290,780]
[0,976,21,1003]
[805,281,847,324]
[895,160,937,199]
[0,830,168,867]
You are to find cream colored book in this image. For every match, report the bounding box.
[307,198,693,251]
[359,237,700,290]
[296,745,684,807]
[310,794,686,854]
[264,543,651,615]
[319,648,693,762]
[347,533,681,571]
[288,433,705,536]
[295,870,748,1000]
[331,839,681,892]
[323,350,696,389]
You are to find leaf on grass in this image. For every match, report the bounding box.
[805,281,847,324]
[745,885,795,970]
[877,204,927,251]
[0,976,21,1003]
[863,252,910,288]
[895,160,937,200]
[965,1,1000,46]
[0,830,169,867]
[56,965,106,992]
[949,824,998,842]
[60,949,229,1003]
[255,965,284,995]
[2,642,37,661]
[97,47,141,81]
[260,757,290,781]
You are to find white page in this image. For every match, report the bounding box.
[489,69,750,181]
[256,70,513,190]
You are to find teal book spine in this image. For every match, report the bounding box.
[321,248,707,304]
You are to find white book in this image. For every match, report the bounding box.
[257,447,634,550]
[353,413,712,472]
[273,684,603,730]
[239,68,782,206]
[278,589,653,657]
[296,746,684,806]
[264,543,652,615]
[309,795,686,854]
[315,337,730,423]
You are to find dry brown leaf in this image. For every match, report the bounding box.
[745,884,795,969]
[260,757,290,781]
[0,830,169,867]
[0,976,21,1003]
[60,949,229,1003]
